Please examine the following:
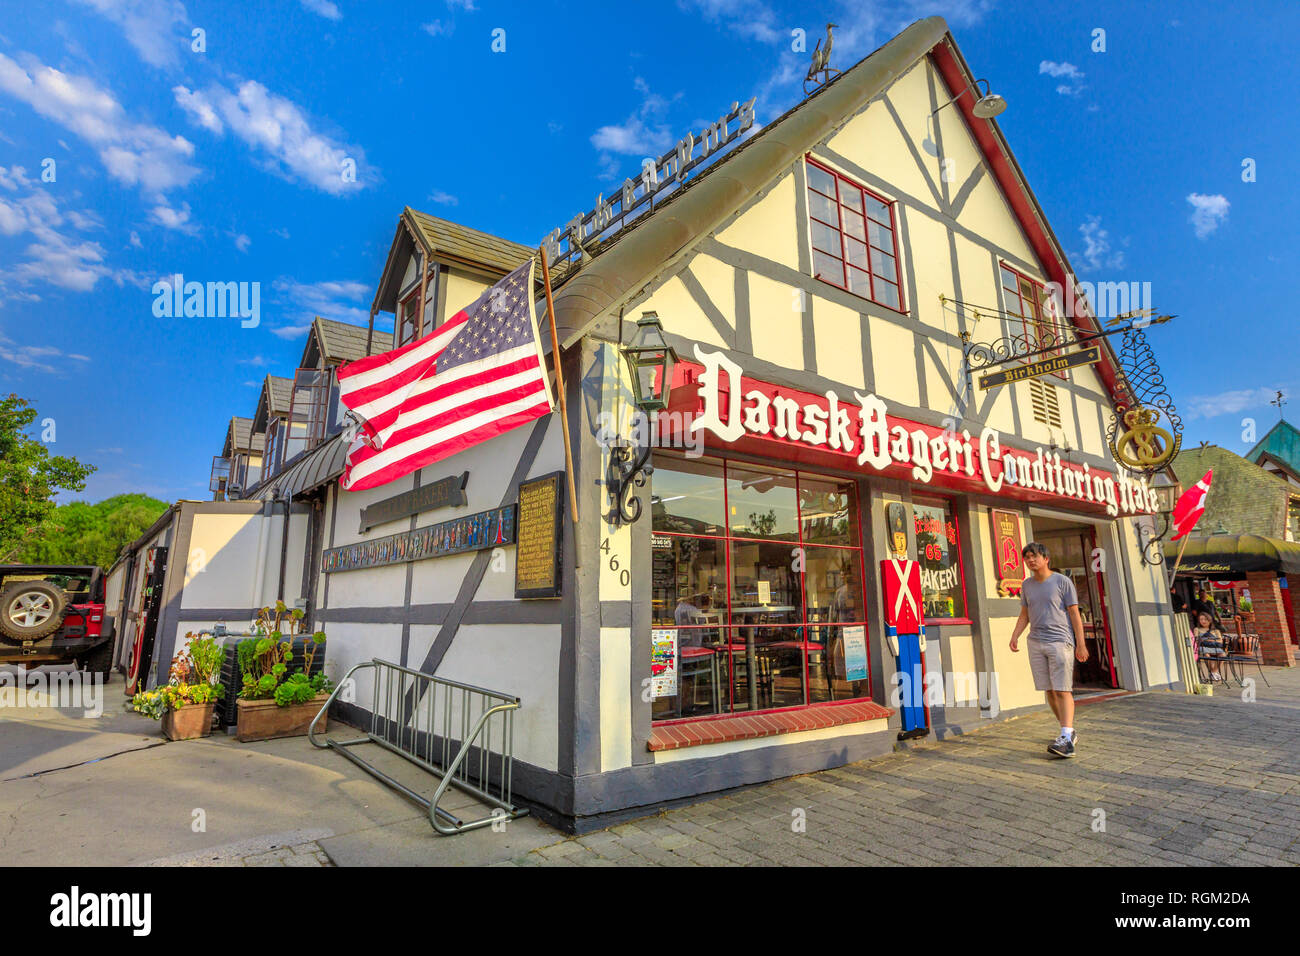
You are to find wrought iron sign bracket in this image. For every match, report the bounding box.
[607,438,654,526]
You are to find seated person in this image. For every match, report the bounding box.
[1192,610,1227,682]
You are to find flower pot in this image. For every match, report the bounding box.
[162,701,216,741]
[236,695,329,742]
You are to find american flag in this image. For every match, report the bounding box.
[337,259,553,491]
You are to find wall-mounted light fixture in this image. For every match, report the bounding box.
[931,77,1008,120]
[607,312,679,526]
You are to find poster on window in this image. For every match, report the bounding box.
[650,629,678,698]
[842,624,868,682]
[914,499,966,618]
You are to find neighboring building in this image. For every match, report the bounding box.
[108,16,1189,832]
[210,416,264,501]
[1246,418,1300,504]
[1169,444,1300,666]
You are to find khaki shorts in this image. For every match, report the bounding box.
[1027,639,1074,692]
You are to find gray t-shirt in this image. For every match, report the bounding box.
[1020,572,1079,645]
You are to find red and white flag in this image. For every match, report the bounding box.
[336,259,553,491]
[1170,469,1212,541]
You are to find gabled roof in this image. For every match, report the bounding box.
[371,207,537,315]
[252,375,294,432]
[311,316,394,365]
[546,16,1131,408]
[1171,445,1293,538]
[223,416,263,457]
[1244,417,1300,469]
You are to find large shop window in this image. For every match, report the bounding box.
[806,158,904,312]
[650,453,870,722]
[913,495,968,622]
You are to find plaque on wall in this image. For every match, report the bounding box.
[357,471,469,533]
[514,472,564,599]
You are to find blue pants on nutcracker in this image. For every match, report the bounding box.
[890,624,928,733]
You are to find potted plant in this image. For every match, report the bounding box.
[235,601,332,742]
[131,633,226,740]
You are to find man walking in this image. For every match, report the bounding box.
[1009,542,1088,758]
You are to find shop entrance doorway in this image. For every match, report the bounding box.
[1033,519,1119,690]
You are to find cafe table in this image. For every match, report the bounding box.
[727,605,796,709]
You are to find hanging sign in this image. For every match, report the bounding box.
[977,347,1100,390]
[990,509,1025,596]
[514,472,564,599]
[1109,403,1180,470]
[357,471,469,533]
[323,505,516,573]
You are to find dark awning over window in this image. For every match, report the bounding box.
[251,433,347,501]
[1172,533,1300,578]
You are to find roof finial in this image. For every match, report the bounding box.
[803,23,841,97]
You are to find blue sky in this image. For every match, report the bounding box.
[1,0,1296,502]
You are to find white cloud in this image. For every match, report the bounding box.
[1076,216,1125,272]
[0,52,197,193]
[1039,60,1085,96]
[427,190,458,206]
[590,115,673,156]
[272,277,370,332]
[446,0,476,10]
[173,80,368,195]
[72,0,190,69]
[422,20,453,37]
[148,199,198,234]
[1187,193,1229,239]
[0,331,95,374]
[0,165,146,297]
[129,230,142,247]
[300,0,341,19]
[680,0,783,43]
[1185,386,1279,420]
[232,231,251,252]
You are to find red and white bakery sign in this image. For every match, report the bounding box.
[672,346,1156,516]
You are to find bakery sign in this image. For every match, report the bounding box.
[990,509,1025,596]
[683,346,1157,517]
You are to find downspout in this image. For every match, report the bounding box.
[277,490,292,602]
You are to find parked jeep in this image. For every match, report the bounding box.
[0,565,115,674]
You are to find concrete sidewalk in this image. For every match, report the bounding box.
[2,667,1298,866]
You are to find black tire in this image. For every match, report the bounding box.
[0,580,68,642]
[79,639,115,677]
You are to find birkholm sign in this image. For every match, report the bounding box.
[977,347,1101,390]
[684,346,1158,518]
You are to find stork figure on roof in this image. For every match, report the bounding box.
[804,23,841,96]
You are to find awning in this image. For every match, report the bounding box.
[1171,533,1300,578]
[251,434,347,501]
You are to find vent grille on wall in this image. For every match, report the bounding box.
[1028,379,1062,428]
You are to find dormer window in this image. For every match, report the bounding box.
[210,457,231,498]
[265,417,285,476]
[397,288,422,347]
[285,368,330,462]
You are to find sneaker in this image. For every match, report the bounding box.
[1048,733,1076,758]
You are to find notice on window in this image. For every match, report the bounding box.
[650,628,678,698]
[757,580,771,605]
[843,624,868,682]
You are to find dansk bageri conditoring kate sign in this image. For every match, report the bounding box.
[672,346,1157,517]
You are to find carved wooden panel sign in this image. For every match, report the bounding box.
[990,508,1025,596]
[323,504,515,573]
[515,472,564,599]
[357,471,469,533]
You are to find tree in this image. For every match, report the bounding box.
[0,394,95,562]
[19,493,170,568]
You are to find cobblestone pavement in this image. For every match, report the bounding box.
[500,668,1300,867]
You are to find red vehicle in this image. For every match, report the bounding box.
[0,565,115,675]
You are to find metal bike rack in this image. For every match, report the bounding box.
[309,659,528,836]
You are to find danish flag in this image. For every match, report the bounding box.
[1170,469,1212,541]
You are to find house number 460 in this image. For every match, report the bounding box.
[600,538,631,587]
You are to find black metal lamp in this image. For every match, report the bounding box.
[608,312,678,526]
[1138,473,1182,566]
[621,312,678,412]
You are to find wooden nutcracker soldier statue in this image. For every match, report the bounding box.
[881,554,929,740]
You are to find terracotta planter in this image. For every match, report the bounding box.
[162,701,216,741]
[236,695,329,742]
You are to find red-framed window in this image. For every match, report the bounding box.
[912,494,969,624]
[1000,262,1065,378]
[649,452,871,723]
[805,157,905,312]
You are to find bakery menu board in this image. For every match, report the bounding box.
[514,472,564,599]
[650,629,678,698]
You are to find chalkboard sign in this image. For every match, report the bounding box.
[515,472,564,599]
